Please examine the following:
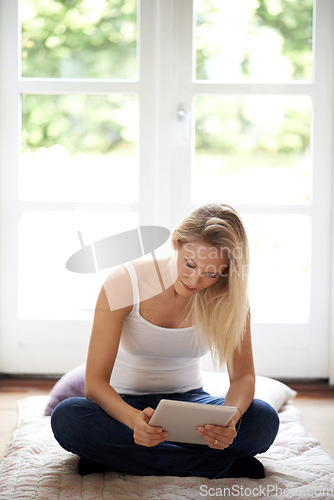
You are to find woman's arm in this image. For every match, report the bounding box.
[85,266,168,446]
[196,311,255,449]
[84,303,137,427]
[224,310,255,426]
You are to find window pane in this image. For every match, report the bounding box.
[21,0,137,79]
[244,214,311,323]
[195,0,313,82]
[18,211,139,320]
[21,95,138,202]
[193,95,311,205]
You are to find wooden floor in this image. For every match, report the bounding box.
[0,378,334,462]
[286,380,334,460]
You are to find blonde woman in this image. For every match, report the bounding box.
[51,203,279,479]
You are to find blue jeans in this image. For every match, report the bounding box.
[51,389,279,479]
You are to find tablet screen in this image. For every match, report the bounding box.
[149,399,237,444]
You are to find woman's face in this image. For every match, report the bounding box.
[173,239,229,297]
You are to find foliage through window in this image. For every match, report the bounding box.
[21,0,137,79]
[195,0,313,81]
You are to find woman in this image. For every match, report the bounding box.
[51,203,279,479]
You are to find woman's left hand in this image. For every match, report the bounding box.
[196,419,237,450]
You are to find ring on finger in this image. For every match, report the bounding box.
[214,439,218,445]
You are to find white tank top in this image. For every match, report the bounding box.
[110,262,209,395]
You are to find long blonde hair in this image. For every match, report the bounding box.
[173,203,249,367]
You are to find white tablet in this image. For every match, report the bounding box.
[149,399,237,445]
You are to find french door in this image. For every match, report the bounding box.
[0,0,333,381]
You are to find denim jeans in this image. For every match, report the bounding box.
[51,388,279,479]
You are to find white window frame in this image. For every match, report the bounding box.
[0,0,163,374]
[0,0,333,382]
[164,0,334,381]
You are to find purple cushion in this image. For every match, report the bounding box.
[44,363,86,416]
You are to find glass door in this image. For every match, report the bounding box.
[0,0,333,378]
[172,0,333,378]
[0,0,154,373]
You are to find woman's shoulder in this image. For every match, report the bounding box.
[131,254,173,280]
[132,254,174,301]
[103,264,134,312]
[104,263,132,284]
[131,253,170,270]
[103,254,174,310]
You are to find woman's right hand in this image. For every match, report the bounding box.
[132,407,169,447]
